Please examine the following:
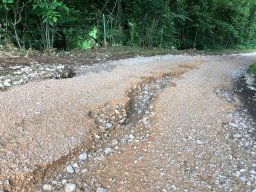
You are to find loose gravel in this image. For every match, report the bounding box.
[0,64,74,90]
[0,53,256,191]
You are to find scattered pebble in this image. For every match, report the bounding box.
[106,123,113,129]
[215,88,236,103]
[66,165,75,174]
[129,134,135,140]
[3,79,11,87]
[96,187,107,192]
[0,64,74,90]
[79,152,88,161]
[104,148,113,155]
[111,139,119,146]
[42,184,53,191]
[84,187,93,192]
[64,183,76,192]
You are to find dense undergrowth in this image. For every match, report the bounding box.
[1,0,256,51]
[248,62,256,87]
[249,63,256,76]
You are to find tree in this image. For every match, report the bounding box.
[31,0,69,49]
[0,0,256,50]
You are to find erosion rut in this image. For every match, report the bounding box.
[0,55,200,191]
[20,71,186,191]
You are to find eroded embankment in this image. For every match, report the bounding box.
[0,64,75,91]
[4,67,192,191]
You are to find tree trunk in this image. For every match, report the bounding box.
[103,14,107,48]
[13,24,21,48]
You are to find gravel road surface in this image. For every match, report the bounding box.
[0,53,255,192]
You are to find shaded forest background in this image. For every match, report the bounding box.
[0,0,256,51]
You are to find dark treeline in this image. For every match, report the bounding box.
[1,0,256,50]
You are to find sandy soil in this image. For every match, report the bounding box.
[0,53,256,191]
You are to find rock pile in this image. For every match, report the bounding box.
[89,104,128,130]
[0,64,74,90]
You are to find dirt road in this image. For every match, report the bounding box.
[0,53,255,192]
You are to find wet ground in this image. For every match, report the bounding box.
[234,75,256,122]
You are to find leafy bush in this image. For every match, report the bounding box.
[1,0,256,50]
[249,63,256,76]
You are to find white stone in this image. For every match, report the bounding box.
[64,183,76,192]
[106,123,113,129]
[129,134,135,140]
[196,140,204,145]
[79,152,88,161]
[13,79,24,85]
[104,148,113,155]
[13,70,23,75]
[96,187,107,192]
[111,139,118,146]
[84,187,92,192]
[72,163,79,168]
[43,184,53,191]
[3,79,11,87]
[81,168,88,173]
[66,165,74,173]
[114,146,119,150]
[94,134,101,139]
[57,65,65,70]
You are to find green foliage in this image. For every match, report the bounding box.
[0,0,256,50]
[1,0,13,10]
[32,0,69,26]
[248,62,256,88]
[249,63,256,76]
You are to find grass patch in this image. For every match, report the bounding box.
[248,63,256,87]
[249,63,256,76]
